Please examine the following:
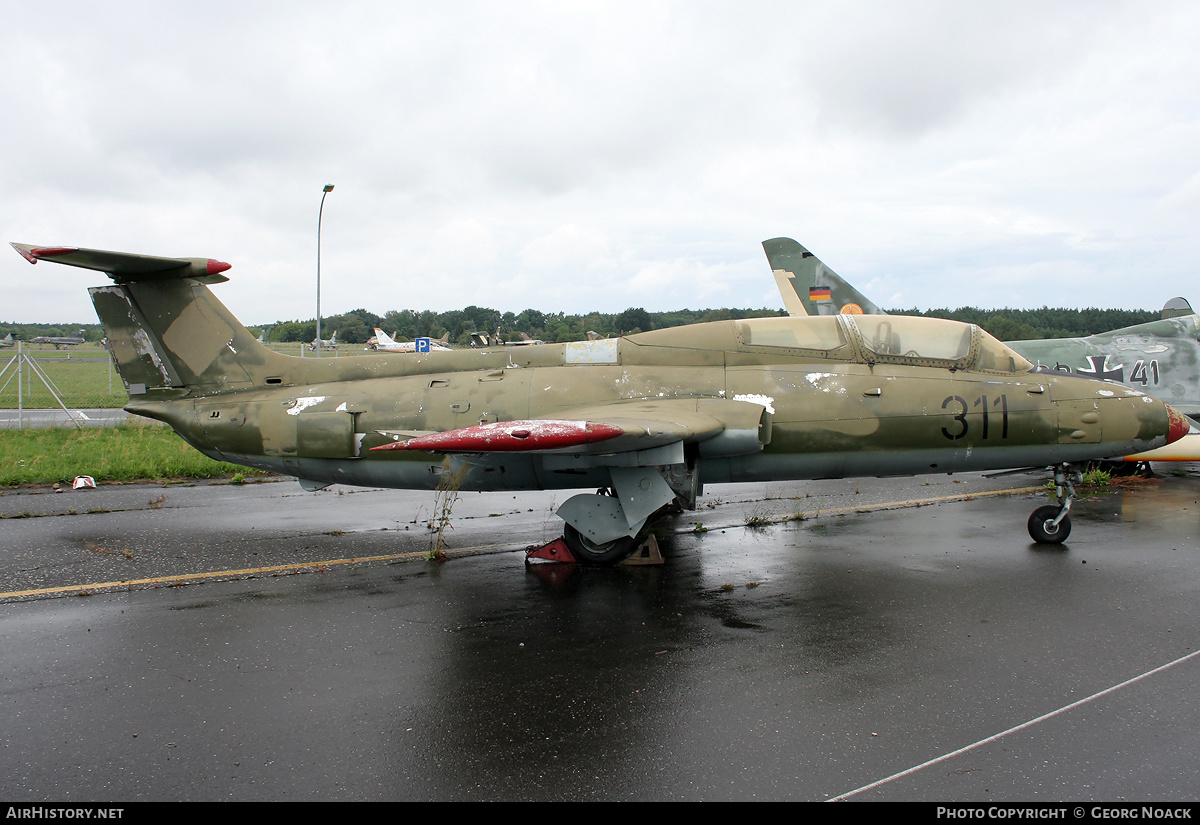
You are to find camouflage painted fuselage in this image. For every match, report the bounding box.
[109,295,1173,496]
[1009,315,1200,420]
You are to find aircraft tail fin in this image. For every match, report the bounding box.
[469,328,501,347]
[761,237,884,317]
[1161,297,1194,320]
[10,243,293,397]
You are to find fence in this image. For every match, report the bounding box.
[0,345,124,412]
[0,341,371,426]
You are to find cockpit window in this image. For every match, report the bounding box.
[736,316,847,354]
[975,330,1034,373]
[848,315,974,365]
[736,313,1034,373]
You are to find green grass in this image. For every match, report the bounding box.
[0,422,267,486]
[0,344,379,410]
[0,348,127,409]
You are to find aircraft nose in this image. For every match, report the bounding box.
[1166,404,1190,445]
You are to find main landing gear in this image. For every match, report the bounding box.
[561,523,637,564]
[547,466,686,565]
[1027,463,1080,544]
[526,529,665,566]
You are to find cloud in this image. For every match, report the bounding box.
[3,1,1200,322]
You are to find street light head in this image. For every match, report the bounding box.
[323,184,335,192]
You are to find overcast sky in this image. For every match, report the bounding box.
[2,1,1198,324]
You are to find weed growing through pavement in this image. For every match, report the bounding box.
[427,459,467,560]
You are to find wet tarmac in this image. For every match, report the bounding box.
[1,468,1198,801]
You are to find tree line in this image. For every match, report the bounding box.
[893,307,1162,342]
[253,306,788,346]
[2,305,1166,348]
[248,305,1164,346]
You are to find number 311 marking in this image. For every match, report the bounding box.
[941,394,1009,440]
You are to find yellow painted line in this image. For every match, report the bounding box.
[0,543,514,601]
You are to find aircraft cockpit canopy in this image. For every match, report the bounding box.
[736,315,1034,374]
[973,328,1035,374]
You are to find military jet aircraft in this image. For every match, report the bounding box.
[506,332,546,346]
[309,330,337,351]
[764,237,1200,422]
[368,328,452,353]
[0,333,14,349]
[468,330,545,347]
[10,242,1189,556]
[28,328,86,348]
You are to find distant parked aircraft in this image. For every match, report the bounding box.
[309,330,337,351]
[367,329,451,352]
[29,329,86,348]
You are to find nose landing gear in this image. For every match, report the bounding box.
[1028,464,1080,544]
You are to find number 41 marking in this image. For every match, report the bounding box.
[1130,359,1160,386]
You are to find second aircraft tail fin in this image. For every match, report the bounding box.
[762,237,883,317]
[1161,297,1195,320]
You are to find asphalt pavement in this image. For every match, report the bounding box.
[1,467,1198,801]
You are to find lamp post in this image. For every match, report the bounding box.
[316,184,335,356]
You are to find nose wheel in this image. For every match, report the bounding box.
[1028,504,1070,543]
[1028,464,1080,544]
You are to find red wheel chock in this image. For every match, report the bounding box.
[525,538,577,564]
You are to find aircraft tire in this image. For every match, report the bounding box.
[562,525,637,565]
[1028,505,1071,544]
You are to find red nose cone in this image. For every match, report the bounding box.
[1166,405,1191,445]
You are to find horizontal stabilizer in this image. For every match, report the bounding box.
[10,243,231,283]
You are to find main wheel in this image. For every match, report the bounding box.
[1028,505,1071,544]
[562,525,637,565]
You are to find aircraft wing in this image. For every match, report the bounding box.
[370,397,770,457]
[10,243,231,283]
